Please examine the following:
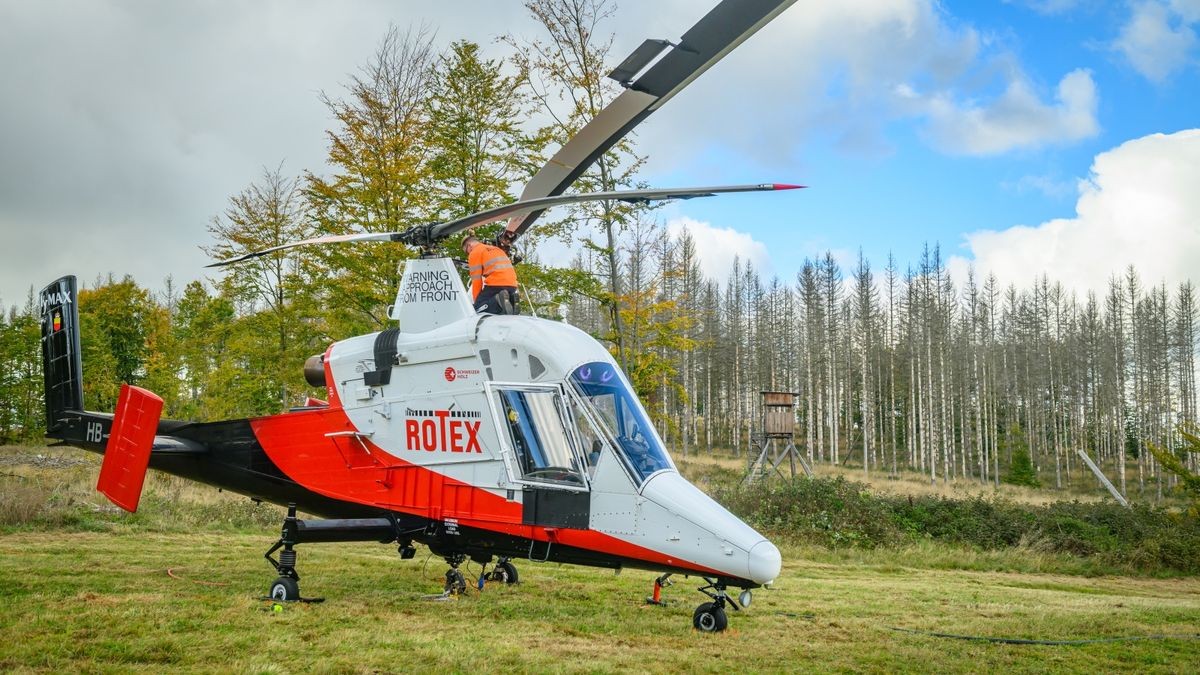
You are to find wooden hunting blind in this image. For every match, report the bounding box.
[761,391,796,437]
[745,391,810,482]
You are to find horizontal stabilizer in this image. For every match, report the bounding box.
[96,384,164,513]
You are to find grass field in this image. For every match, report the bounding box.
[1,531,1198,673]
[2,444,1199,672]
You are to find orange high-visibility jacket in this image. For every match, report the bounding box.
[468,243,518,300]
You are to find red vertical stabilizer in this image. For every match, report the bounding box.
[96,384,163,512]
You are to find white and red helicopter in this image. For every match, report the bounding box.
[39,0,798,632]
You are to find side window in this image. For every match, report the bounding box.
[569,400,608,476]
[497,388,586,487]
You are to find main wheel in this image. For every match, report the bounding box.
[493,560,519,585]
[693,602,728,632]
[270,577,300,602]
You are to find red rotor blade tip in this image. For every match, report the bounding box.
[772,183,806,190]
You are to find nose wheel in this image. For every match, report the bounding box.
[692,578,751,633]
[693,601,728,632]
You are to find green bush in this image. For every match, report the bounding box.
[716,477,1200,574]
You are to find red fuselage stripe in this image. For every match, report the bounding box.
[250,406,724,577]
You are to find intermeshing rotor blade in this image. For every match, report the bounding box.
[204,231,400,267]
[209,184,802,265]
[423,183,803,243]
[505,0,799,239]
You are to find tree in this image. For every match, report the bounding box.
[1004,425,1040,487]
[77,276,155,411]
[172,281,236,421]
[306,26,438,334]
[1146,423,1200,514]
[206,165,319,410]
[0,297,42,443]
[426,41,530,222]
[506,0,648,367]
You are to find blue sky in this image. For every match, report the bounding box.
[1,0,1197,304]
[647,0,1200,292]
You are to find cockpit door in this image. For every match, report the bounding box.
[489,384,591,529]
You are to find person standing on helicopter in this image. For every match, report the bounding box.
[462,235,519,315]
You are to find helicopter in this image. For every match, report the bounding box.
[38,0,799,632]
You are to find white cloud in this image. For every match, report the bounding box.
[1004,173,1078,199]
[637,0,984,168]
[637,0,1101,168]
[1114,1,1198,82]
[1010,0,1083,15]
[948,129,1200,295]
[898,69,1099,155]
[666,217,772,282]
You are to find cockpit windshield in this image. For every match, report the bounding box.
[569,361,672,483]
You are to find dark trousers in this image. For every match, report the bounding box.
[474,286,519,315]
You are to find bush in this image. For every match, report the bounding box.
[717,476,1200,575]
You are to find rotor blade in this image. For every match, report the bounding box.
[507,0,798,239]
[204,231,400,267]
[424,183,803,243]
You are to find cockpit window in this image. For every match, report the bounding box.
[569,361,672,483]
[496,388,586,487]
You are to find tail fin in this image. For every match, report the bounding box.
[39,275,84,432]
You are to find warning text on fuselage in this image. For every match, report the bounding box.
[401,270,458,303]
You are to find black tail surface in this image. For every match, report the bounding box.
[39,275,84,433]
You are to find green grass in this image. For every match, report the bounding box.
[0,531,1197,673]
[3,444,1200,672]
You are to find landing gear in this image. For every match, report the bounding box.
[443,554,468,596]
[692,578,749,633]
[264,503,303,602]
[693,602,728,632]
[483,557,519,585]
[270,576,300,602]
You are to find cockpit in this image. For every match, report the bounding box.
[569,361,672,482]
[492,360,674,489]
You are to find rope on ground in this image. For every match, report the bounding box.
[165,568,229,586]
[889,626,1200,646]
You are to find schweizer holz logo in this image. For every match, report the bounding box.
[443,367,456,382]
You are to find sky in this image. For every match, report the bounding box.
[1,0,1198,308]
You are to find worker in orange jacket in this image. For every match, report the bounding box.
[462,235,519,315]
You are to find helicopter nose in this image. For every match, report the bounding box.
[748,540,781,585]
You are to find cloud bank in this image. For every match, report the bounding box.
[897,69,1099,155]
[666,217,772,282]
[949,129,1200,295]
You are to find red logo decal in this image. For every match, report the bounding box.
[444,367,456,382]
[52,312,62,332]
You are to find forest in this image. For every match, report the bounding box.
[0,0,1196,503]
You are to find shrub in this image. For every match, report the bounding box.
[718,476,1200,574]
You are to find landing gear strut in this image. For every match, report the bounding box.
[264,503,302,601]
[693,578,752,633]
[263,502,400,602]
[443,554,468,596]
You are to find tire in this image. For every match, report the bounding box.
[693,602,728,632]
[270,577,300,602]
[495,560,519,585]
